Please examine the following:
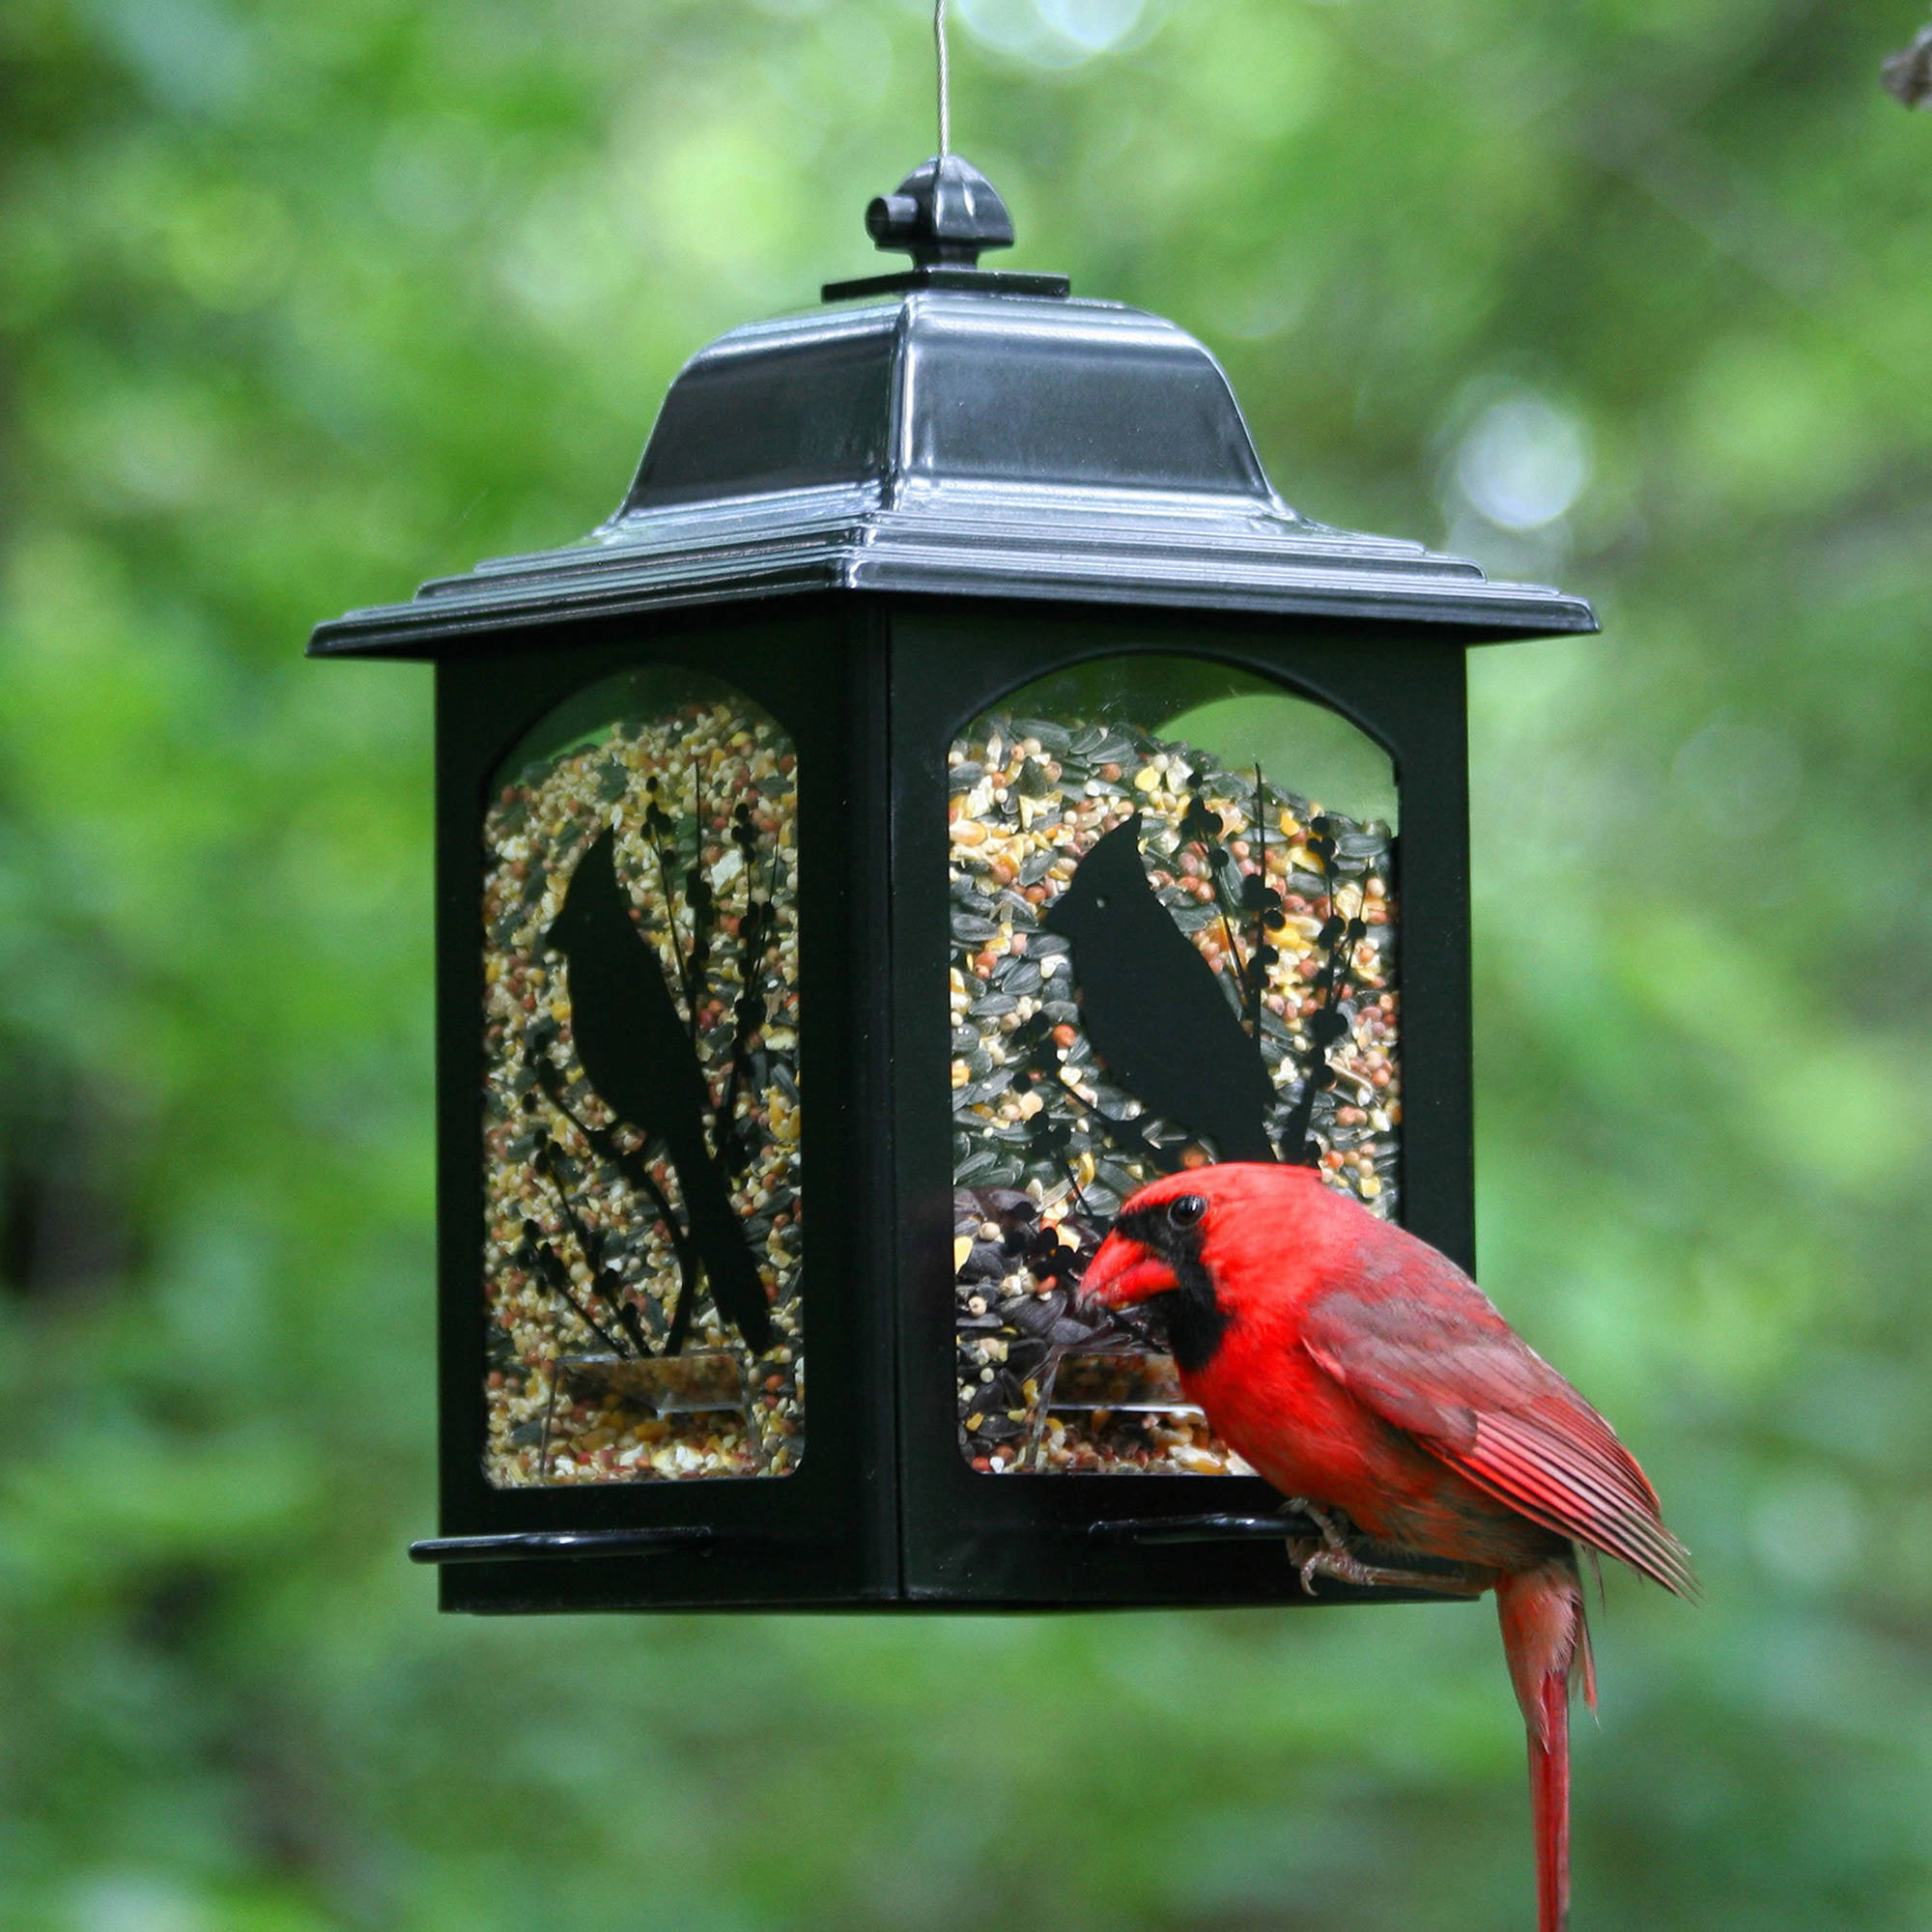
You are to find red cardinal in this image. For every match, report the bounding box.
[1081,1163,1691,1932]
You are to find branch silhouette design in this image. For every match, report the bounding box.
[520,1065,700,1354]
[1276,814,1366,1167]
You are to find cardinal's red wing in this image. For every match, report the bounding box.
[1300,1256,1693,1597]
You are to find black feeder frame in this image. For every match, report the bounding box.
[309,156,1597,1615]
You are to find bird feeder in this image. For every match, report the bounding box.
[309,154,1595,1614]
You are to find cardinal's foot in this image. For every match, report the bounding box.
[1284,1539,1484,1598]
[1276,1496,1346,1542]
[1276,1500,1485,1598]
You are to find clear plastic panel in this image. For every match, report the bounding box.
[949,657,1398,1474]
[481,669,801,1486]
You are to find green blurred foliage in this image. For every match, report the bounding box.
[3,0,1930,1926]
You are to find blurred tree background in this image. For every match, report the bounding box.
[2,0,1929,1926]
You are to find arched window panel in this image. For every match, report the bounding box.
[480,668,802,1488]
[948,657,1398,1476]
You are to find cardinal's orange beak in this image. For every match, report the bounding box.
[1079,1229,1179,1310]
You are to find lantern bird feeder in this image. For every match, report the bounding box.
[309,153,1596,1615]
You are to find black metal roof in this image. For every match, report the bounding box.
[310,163,1596,658]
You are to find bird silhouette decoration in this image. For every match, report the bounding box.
[545,825,773,1355]
[1042,812,1280,1165]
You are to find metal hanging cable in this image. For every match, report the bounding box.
[935,0,952,157]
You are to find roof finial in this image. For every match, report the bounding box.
[863,155,1013,270]
[824,31,1072,305]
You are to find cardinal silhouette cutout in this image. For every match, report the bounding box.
[1042,812,1278,1164]
[547,826,773,1354]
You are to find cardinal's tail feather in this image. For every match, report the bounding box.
[1530,1668,1571,1932]
[1497,1561,1584,1932]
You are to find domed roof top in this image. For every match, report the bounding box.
[310,159,1594,658]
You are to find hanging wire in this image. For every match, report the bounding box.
[935,0,952,157]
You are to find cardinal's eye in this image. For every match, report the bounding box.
[1167,1193,1207,1230]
